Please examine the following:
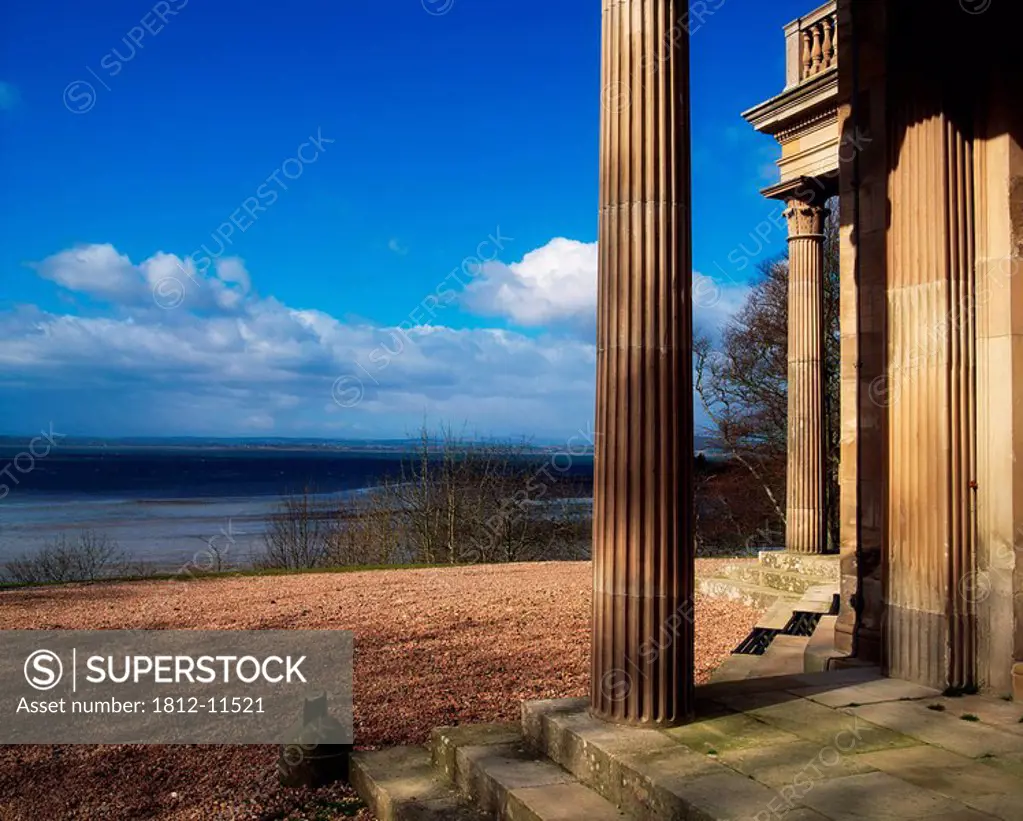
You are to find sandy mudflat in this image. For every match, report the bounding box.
[0,559,760,820]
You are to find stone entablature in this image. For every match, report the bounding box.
[742,0,839,191]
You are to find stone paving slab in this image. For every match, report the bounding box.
[665,709,803,753]
[798,586,842,614]
[924,694,1023,730]
[787,676,941,708]
[717,738,879,788]
[546,709,678,757]
[982,750,1023,779]
[784,667,884,687]
[847,700,1023,758]
[965,792,1023,821]
[698,666,882,702]
[856,745,1023,820]
[796,771,995,820]
[711,691,920,753]
[671,771,827,821]
[759,551,842,579]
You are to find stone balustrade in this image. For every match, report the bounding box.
[784,2,838,88]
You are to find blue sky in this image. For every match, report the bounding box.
[0,0,807,440]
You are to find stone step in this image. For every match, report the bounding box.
[718,564,831,595]
[754,633,811,678]
[521,699,804,821]
[431,723,625,821]
[757,549,841,580]
[350,745,489,821]
[696,576,800,610]
[796,585,841,614]
[709,653,763,683]
[804,614,842,673]
[757,598,801,630]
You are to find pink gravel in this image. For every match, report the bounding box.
[0,559,761,820]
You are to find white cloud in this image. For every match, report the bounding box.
[692,272,752,336]
[32,244,253,314]
[33,244,140,302]
[1,238,749,438]
[464,237,597,329]
[464,237,748,338]
[0,244,598,438]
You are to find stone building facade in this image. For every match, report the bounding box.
[591,0,1023,724]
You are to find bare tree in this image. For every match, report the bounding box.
[260,425,593,570]
[256,487,331,570]
[3,531,133,585]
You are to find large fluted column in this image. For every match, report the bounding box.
[784,201,828,555]
[590,0,694,727]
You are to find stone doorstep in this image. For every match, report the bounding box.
[350,746,489,821]
[804,615,841,674]
[431,722,624,821]
[760,599,801,630]
[758,550,842,580]
[696,576,801,610]
[719,564,831,595]
[522,688,1017,821]
[506,783,628,821]
[523,699,827,821]
[712,585,842,683]
[709,653,764,683]
[755,634,812,678]
[430,722,520,783]
[358,678,1023,821]
[797,586,841,613]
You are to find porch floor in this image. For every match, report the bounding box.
[354,667,1023,820]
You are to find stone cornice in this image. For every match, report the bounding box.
[762,175,838,204]
[776,107,839,143]
[741,69,838,138]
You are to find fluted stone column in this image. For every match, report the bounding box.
[784,201,828,555]
[590,0,694,727]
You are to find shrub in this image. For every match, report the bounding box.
[2,531,134,585]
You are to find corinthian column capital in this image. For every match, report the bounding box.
[784,201,829,238]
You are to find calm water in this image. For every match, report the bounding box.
[0,446,593,571]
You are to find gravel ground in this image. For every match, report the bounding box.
[0,559,760,820]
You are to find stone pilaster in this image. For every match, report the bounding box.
[883,33,977,690]
[590,0,694,727]
[784,201,829,555]
[835,0,886,665]
[973,15,1023,697]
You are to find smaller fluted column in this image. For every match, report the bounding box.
[784,200,828,554]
